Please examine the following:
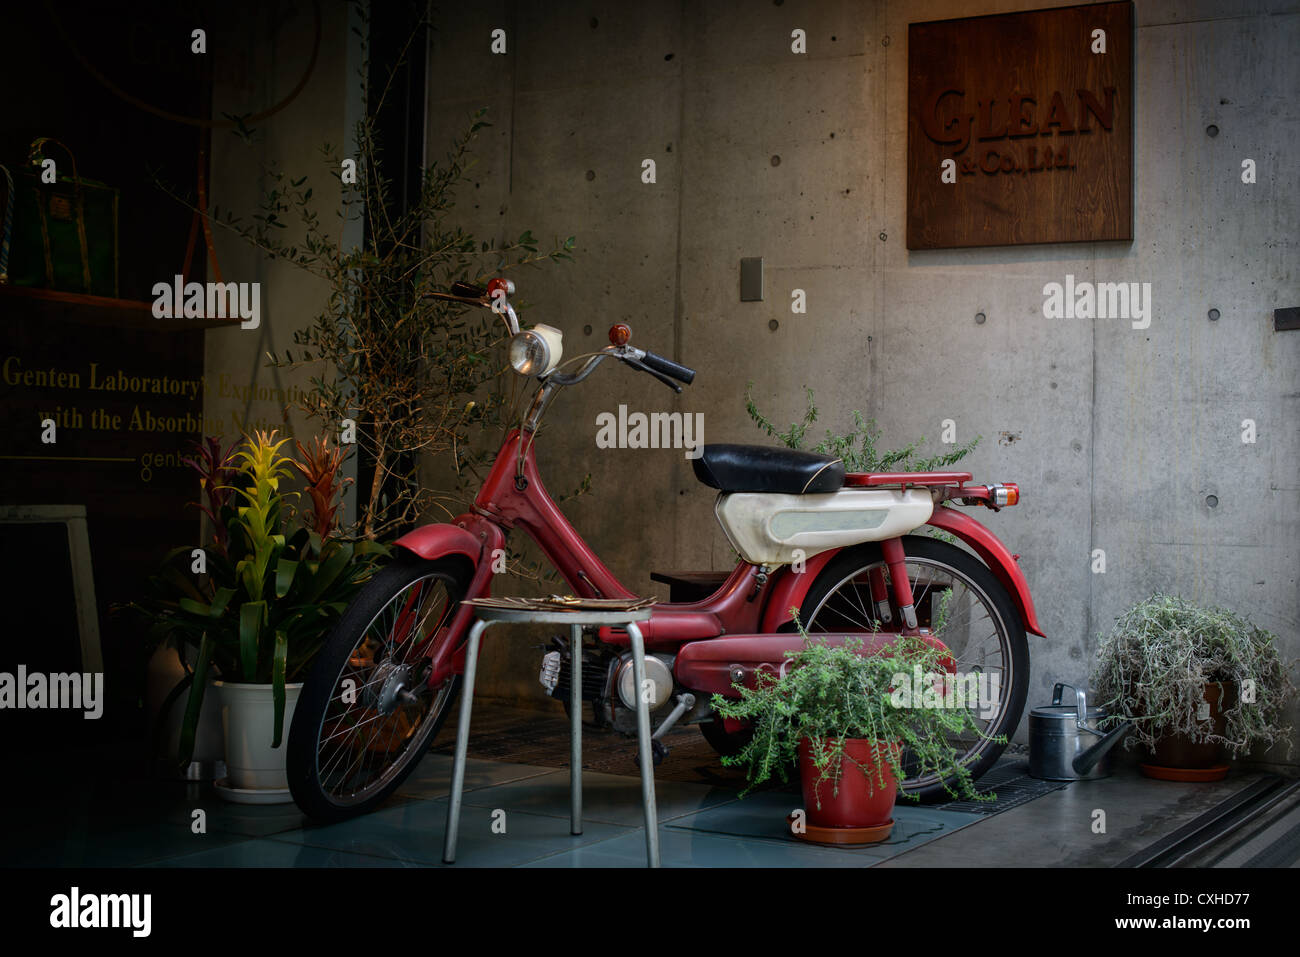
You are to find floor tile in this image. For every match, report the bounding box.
[660,790,983,862]
[454,769,738,826]
[10,724,1207,869]
[271,798,635,867]
[7,817,252,868]
[522,826,871,868]
[395,753,556,799]
[142,838,404,868]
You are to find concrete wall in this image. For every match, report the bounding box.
[422,0,1299,760]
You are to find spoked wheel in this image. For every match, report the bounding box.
[798,535,1029,802]
[288,558,467,822]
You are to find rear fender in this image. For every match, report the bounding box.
[754,510,1044,638]
[758,549,838,631]
[925,506,1045,637]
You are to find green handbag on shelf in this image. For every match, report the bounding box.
[0,137,119,297]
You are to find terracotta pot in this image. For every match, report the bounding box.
[1142,681,1236,776]
[798,737,900,830]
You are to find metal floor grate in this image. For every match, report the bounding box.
[934,760,1069,815]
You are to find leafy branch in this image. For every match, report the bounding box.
[745,383,980,473]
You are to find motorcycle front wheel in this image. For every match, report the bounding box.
[287,558,467,822]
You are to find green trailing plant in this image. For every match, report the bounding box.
[712,617,1001,805]
[132,431,388,767]
[931,586,956,635]
[745,384,980,474]
[1091,594,1295,757]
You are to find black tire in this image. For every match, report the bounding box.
[798,535,1029,802]
[699,716,753,757]
[288,557,468,822]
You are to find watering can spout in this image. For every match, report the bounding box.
[1072,721,1133,777]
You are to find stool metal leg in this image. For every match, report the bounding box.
[570,622,583,835]
[443,618,489,864]
[626,622,660,867]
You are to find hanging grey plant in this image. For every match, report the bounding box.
[1091,594,1294,757]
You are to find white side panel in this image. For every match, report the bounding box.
[714,488,934,565]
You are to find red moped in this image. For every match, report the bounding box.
[287,278,1044,821]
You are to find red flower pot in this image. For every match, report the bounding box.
[798,738,901,839]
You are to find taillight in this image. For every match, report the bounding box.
[609,323,632,345]
[991,483,1019,507]
[487,277,515,298]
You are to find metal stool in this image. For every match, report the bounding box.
[441,598,660,867]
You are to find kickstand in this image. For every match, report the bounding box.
[635,739,670,768]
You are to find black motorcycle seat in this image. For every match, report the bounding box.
[692,444,846,495]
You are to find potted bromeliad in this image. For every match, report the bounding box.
[712,622,1000,845]
[134,430,386,802]
[1091,594,1294,781]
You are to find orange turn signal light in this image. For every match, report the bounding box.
[991,483,1019,507]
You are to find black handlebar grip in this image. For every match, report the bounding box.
[640,350,696,385]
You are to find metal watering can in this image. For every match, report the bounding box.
[1028,683,1132,781]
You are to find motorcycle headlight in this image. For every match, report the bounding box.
[508,324,563,376]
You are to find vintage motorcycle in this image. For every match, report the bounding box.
[287,277,1043,822]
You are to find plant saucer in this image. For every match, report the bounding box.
[787,813,894,845]
[214,777,295,805]
[1139,764,1230,783]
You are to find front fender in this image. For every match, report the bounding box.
[393,521,483,564]
[926,506,1045,637]
[393,516,506,684]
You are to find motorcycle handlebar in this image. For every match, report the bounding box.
[448,281,487,299]
[638,350,696,385]
[429,283,695,388]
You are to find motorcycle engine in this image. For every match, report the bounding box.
[538,636,677,734]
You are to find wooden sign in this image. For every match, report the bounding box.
[907,2,1133,249]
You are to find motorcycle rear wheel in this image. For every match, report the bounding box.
[798,535,1029,802]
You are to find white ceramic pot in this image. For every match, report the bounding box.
[213,680,303,791]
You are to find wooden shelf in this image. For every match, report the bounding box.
[0,284,243,331]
